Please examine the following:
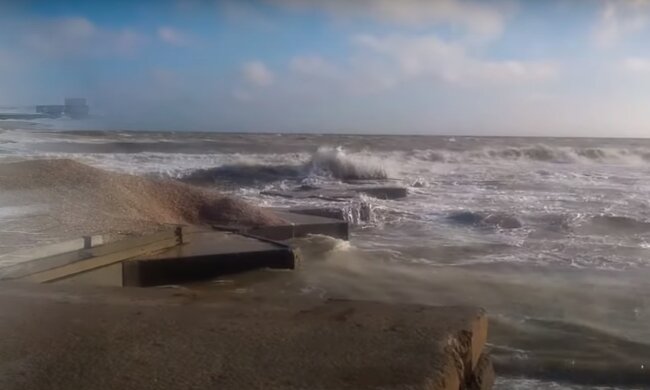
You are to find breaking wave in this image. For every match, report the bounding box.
[446,211,650,238]
[180,164,303,186]
[575,215,650,236]
[308,146,389,180]
[177,146,391,185]
[414,144,650,165]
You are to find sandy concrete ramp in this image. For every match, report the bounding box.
[0,283,492,389]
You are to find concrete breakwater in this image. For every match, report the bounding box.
[0,222,495,389]
[0,282,493,390]
[0,210,347,287]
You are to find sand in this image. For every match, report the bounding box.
[0,159,286,253]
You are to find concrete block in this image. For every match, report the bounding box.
[261,185,408,201]
[123,230,299,287]
[248,210,349,240]
[356,186,408,199]
[281,207,346,220]
[466,353,495,390]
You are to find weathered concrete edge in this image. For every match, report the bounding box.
[216,209,350,241]
[443,308,490,389]
[123,247,299,287]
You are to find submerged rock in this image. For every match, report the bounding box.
[262,186,407,201]
[483,214,523,229]
[447,211,522,229]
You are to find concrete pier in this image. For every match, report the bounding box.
[123,230,298,287]
[242,210,349,240]
[261,185,408,201]
[0,282,493,390]
[0,228,300,287]
[0,113,50,120]
[0,209,352,287]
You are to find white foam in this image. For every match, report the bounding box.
[308,146,390,180]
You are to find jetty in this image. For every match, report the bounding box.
[261,184,408,201]
[0,98,89,120]
[0,209,347,287]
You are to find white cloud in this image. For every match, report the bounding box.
[151,68,181,87]
[270,0,510,38]
[232,88,253,102]
[622,57,650,72]
[219,0,276,28]
[242,61,275,86]
[0,48,19,71]
[352,33,558,87]
[594,0,650,47]
[113,29,148,55]
[22,17,147,58]
[281,33,558,102]
[157,26,190,47]
[24,17,95,55]
[289,56,339,78]
[175,0,202,12]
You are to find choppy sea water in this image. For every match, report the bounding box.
[2,127,650,389]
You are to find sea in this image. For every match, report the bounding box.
[1,123,650,389]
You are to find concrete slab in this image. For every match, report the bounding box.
[241,210,349,241]
[261,185,408,201]
[0,227,302,288]
[0,282,491,390]
[124,230,298,287]
[279,207,346,220]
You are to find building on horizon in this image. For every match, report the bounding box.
[35,105,65,117]
[64,98,89,119]
[35,98,89,119]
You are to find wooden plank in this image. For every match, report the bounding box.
[0,235,105,269]
[24,238,181,284]
[1,228,183,281]
[54,263,125,287]
[74,228,181,259]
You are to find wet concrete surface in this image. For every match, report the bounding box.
[0,282,490,390]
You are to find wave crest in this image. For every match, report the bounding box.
[415,144,650,165]
[308,146,388,180]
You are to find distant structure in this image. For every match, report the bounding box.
[35,105,64,117]
[64,98,89,118]
[35,98,89,119]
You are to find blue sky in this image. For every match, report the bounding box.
[1,0,650,136]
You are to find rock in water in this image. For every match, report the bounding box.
[447,211,522,229]
[483,214,522,229]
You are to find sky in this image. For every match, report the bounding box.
[1,0,650,136]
